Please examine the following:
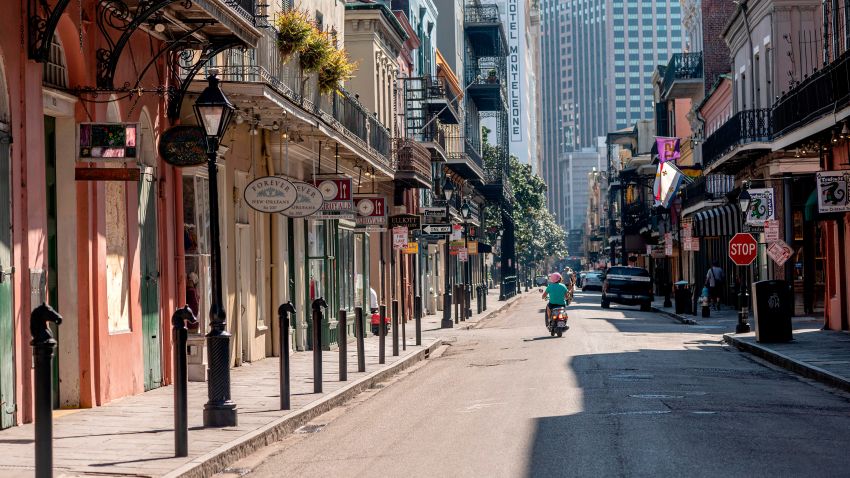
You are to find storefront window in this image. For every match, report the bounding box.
[354,233,364,310]
[338,228,355,312]
[307,220,326,302]
[183,175,212,329]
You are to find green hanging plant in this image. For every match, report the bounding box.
[299,30,333,73]
[275,9,313,61]
[318,49,357,95]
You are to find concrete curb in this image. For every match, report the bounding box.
[463,293,524,330]
[723,334,850,394]
[164,339,444,478]
[652,307,698,325]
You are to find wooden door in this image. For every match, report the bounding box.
[140,169,162,390]
[0,128,14,428]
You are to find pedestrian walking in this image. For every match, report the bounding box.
[705,260,725,311]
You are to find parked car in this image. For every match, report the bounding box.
[601,266,653,311]
[582,271,604,291]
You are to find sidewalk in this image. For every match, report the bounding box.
[0,288,522,478]
[651,298,850,394]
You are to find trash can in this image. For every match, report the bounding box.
[752,280,793,343]
[674,281,692,315]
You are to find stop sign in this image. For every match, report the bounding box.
[729,233,758,265]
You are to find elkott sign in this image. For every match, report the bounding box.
[817,170,850,213]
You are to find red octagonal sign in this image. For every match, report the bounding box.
[729,233,758,266]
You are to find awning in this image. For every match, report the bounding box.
[478,243,493,253]
[693,203,741,237]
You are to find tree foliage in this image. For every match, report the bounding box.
[481,128,567,269]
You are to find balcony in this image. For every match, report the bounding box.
[681,174,734,209]
[465,57,506,111]
[702,109,772,172]
[661,53,703,100]
[464,4,508,57]
[445,135,484,180]
[480,168,512,202]
[424,76,462,124]
[394,139,433,189]
[421,122,448,161]
[773,50,850,140]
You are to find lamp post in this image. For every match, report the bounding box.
[497,230,505,300]
[194,71,238,427]
[461,201,472,318]
[441,179,455,328]
[736,188,752,334]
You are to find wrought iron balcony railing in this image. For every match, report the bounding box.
[422,122,448,152]
[227,0,256,17]
[395,139,432,180]
[702,109,772,170]
[772,50,850,138]
[464,4,501,24]
[661,52,703,97]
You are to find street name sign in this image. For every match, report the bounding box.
[729,233,758,266]
[422,224,450,235]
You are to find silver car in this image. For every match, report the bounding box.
[582,271,604,291]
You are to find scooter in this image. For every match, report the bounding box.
[370,311,391,336]
[546,305,569,338]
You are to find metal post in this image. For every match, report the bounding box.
[172,306,196,457]
[338,309,347,381]
[379,304,386,364]
[203,145,237,427]
[441,199,453,328]
[354,307,366,372]
[737,266,752,333]
[278,302,295,410]
[400,275,407,351]
[391,299,399,356]
[31,304,61,478]
[414,295,422,346]
[312,298,327,393]
[454,285,460,324]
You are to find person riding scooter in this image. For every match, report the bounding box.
[541,272,568,326]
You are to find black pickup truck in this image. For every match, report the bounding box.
[601,266,654,311]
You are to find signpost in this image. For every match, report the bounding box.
[392,227,408,250]
[664,232,673,256]
[729,233,758,266]
[422,224,450,235]
[764,219,780,242]
[402,242,419,254]
[458,247,469,262]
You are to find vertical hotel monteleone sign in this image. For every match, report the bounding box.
[508,0,522,142]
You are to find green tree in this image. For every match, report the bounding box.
[481,130,567,271]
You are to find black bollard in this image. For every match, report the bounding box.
[338,309,347,381]
[401,300,407,351]
[466,285,472,319]
[454,285,460,324]
[312,298,327,393]
[31,303,62,478]
[392,300,399,356]
[278,302,296,410]
[354,307,366,372]
[172,306,197,457]
[414,296,422,346]
[379,304,386,364]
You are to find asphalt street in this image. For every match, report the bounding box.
[217,290,850,478]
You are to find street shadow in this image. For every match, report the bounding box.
[522,336,560,342]
[524,346,850,477]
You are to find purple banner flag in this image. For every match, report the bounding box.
[656,137,681,163]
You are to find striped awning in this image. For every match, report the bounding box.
[693,204,741,237]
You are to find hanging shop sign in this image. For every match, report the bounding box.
[74,167,140,181]
[389,213,421,230]
[392,227,409,250]
[767,240,794,266]
[158,125,207,167]
[402,242,419,254]
[354,196,387,228]
[281,182,324,217]
[243,176,297,213]
[816,170,850,213]
[745,188,775,226]
[467,241,479,255]
[78,122,139,161]
[313,177,354,219]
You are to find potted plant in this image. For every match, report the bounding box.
[318,49,357,95]
[299,29,333,73]
[487,69,497,83]
[275,9,312,61]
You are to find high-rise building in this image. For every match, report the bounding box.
[558,140,604,230]
[540,0,684,228]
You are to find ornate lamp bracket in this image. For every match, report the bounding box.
[28,0,73,62]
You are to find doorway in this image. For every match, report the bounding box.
[139,113,161,390]
[0,124,14,428]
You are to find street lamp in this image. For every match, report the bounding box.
[736,187,752,334]
[441,179,455,328]
[193,71,238,427]
[460,201,472,319]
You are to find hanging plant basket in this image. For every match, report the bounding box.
[275,10,313,61]
[318,49,357,95]
[299,30,333,73]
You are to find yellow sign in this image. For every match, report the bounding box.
[468,241,478,255]
[402,242,419,254]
